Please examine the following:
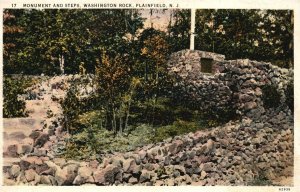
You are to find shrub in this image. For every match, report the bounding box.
[61,84,82,133]
[261,84,281,109]
[247,171,274,186]
[3,75,49,118]
[285,80,294,113]
[197,106,237,128]
[153,120,199,143]
[3,75,28,117]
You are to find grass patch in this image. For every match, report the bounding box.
[63,109,209,160]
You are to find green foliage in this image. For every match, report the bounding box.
[198,106,238,128]
[247,171,274,186]
[3,75,27,118]
[262,84,281,109]
[153,120,199,143]
[167,9,191,52]
[168,9,293,68]
[63,110,155,159]
[3,9,144,75]
[60,83,81,133]
[3,75,46,118]
[156,166,166,177]
[285,80,294,113]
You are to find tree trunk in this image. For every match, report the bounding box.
[119,104,123,135]
[112,106,116,134]
[119,116,123,135]
[59,54,65,74]
[124,99,131,131]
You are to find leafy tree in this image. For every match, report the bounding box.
[167,9,191,52]
[3,9,144,75]
[3,9,25,74]
[194,9,293,67]
[166,9,293,68]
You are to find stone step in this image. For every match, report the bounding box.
[3,138,34,157]
[3,157,21,167]
[3,118,42,158]
[26,100,52,118]
[3,118,44,136]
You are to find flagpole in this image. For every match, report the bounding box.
[190,9,196,50]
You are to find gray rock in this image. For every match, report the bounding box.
[174,165,186,175]
[128,177,138,184]
[8,165,20,179]
[164,156,171,166]
[123,158,136,173]
[166,140,183,155]
[6,144,18,157]
[55,164,79,185]
[34,133,49,147]
[139,170,151,183]
[29,130,41,140]
[40,175,56,185]
[78,166,92,179]
[25,169,37,182]
[200,162,214,172]
[155,180,164,186]
[244,102,257,111]
[53,158,66,168]
[173,170,181,178]
[89,160,99,169]
[166,178,175,186]
[200,170,207,180]
[17,144,33,155]
[94,165,120,185]
[206,139,215,153]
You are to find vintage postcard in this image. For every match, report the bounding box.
[0,0,299,191]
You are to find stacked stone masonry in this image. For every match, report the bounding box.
[3,50,294,186]
[168,49,293,118]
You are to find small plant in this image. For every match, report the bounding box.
[248,171,274,186]
[261,84,281,109]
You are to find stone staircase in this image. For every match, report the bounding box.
[3,76,67,169]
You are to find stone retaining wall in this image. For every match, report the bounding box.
[167,49,293,118]
[3,109,293,186]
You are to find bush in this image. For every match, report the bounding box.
[247,171,274,186]
[285,80,294,113]
[197,106,238,128]
[3,75,28,117]
[153,120,200,143]
[3,75,50,118]
[262,84,281,109]
[60,84,82,133]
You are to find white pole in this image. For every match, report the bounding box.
[190,9,196,50]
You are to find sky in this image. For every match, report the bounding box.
[140,9,173,31]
